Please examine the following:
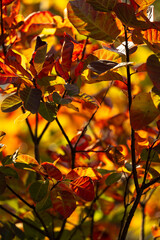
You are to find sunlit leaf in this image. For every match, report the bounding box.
[38,102,57,122]
[1,94,22,112]
[86,0,118,12]
[51,190,76,219]
[20,86,42,114]
[152,225,160,239]
[74,92,100,107]
[81,68,123,83]
[33,38,47,74]
[67,0,122,42]
[37,76,65,87]
[133,0,156,11]
[147,55,160,90]
[105,172,122,185]
[130,92,160,130]
[41,162,62,180]
[61,33,74,72]
[66,167,102,181]
[15,154,39,167]
[0,61,18,84]
[98,199,115,214]
[151,87,160,111]
[14,111,31,124]
[70,176,95,201]
[21,11,55,37]
[29,180,49,202]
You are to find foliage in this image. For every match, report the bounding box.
[0,0,160,239]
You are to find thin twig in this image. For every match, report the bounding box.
[55,219,66,240]
[6,184,52,239]
[124,25,139,193]
[34,113,40,163]
[0,204,46,236]
[38,122,50,143]
[21,107,35,142]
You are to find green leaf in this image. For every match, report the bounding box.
[52,92,72,105]
[151,87,160,111]
[20,86,42,114]
[0,172,6,194]
[2,155,13,166]
[1,94,22,112]
[65,84,80,96]
[130,92,160,130]
[29,180,49,202]
[38,102,57,122]
[34,43,47,74]
[0,166,18,178]
[125,162,132,172]
[105,172,122,186]
[36,194,52,212]
[141,149,160,163]
[87,0,118,12]
[67,0,121,42]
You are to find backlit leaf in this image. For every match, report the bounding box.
[21,11,55,37]
[105,172,122,185]
[33,41,47,74]
[133,0,156,12]
[86,0,118,12]
[61,33,74,72]
[74,92,99,107]
[29,180,49,202]
[2,0,15,5]
[37,76,65,87]
[51,190,76,219]
[81,68,123,83]
[41,162,62,180]
[38,102,57,122]
[0,61,18,84]
[20,86,42,114]
[130,92,160,130]
[66,167,102,181]
[147,55,160,90]
[15,154,39,167]
[67,0,122,42]
[70,176,95,201]
[1,94,22,112]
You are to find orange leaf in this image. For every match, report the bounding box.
[55,58,69,81]
[41,162,62,181]
[70,176,95,201]
[51,190,76,219]
[21,11,55,36]
[66,167,102,181]
[0,61,18,84]
[2,0,15,5]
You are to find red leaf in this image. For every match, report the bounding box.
[55,58,69,81]
[21,11,55,37]
[0,61,18,84]
[41,162,63,181]
[70,176,95,201]
[2,0,15,5]
[51,190,76,219]
[71,133,91,151]
[61,33,74,72]
[66,167,102,181]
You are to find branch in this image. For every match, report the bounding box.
[38,122,50,143]
[6,184,52,239]
[21,107,35,142]
[34,113,40,163]
[0,204,46,236]
[124,25,139,193]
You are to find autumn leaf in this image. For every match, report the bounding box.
[0,61,18,84]
[70,176,95,201]
[14,154,39,167]
[1,94,22,112]
[38,102,57,122]
[29,180,49,202]
[66,167,102,181]
[130,92,160,130]
[51,190,76,219]
[2,0,15,5]
[67,0,122,42]
[41,162,62,181]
